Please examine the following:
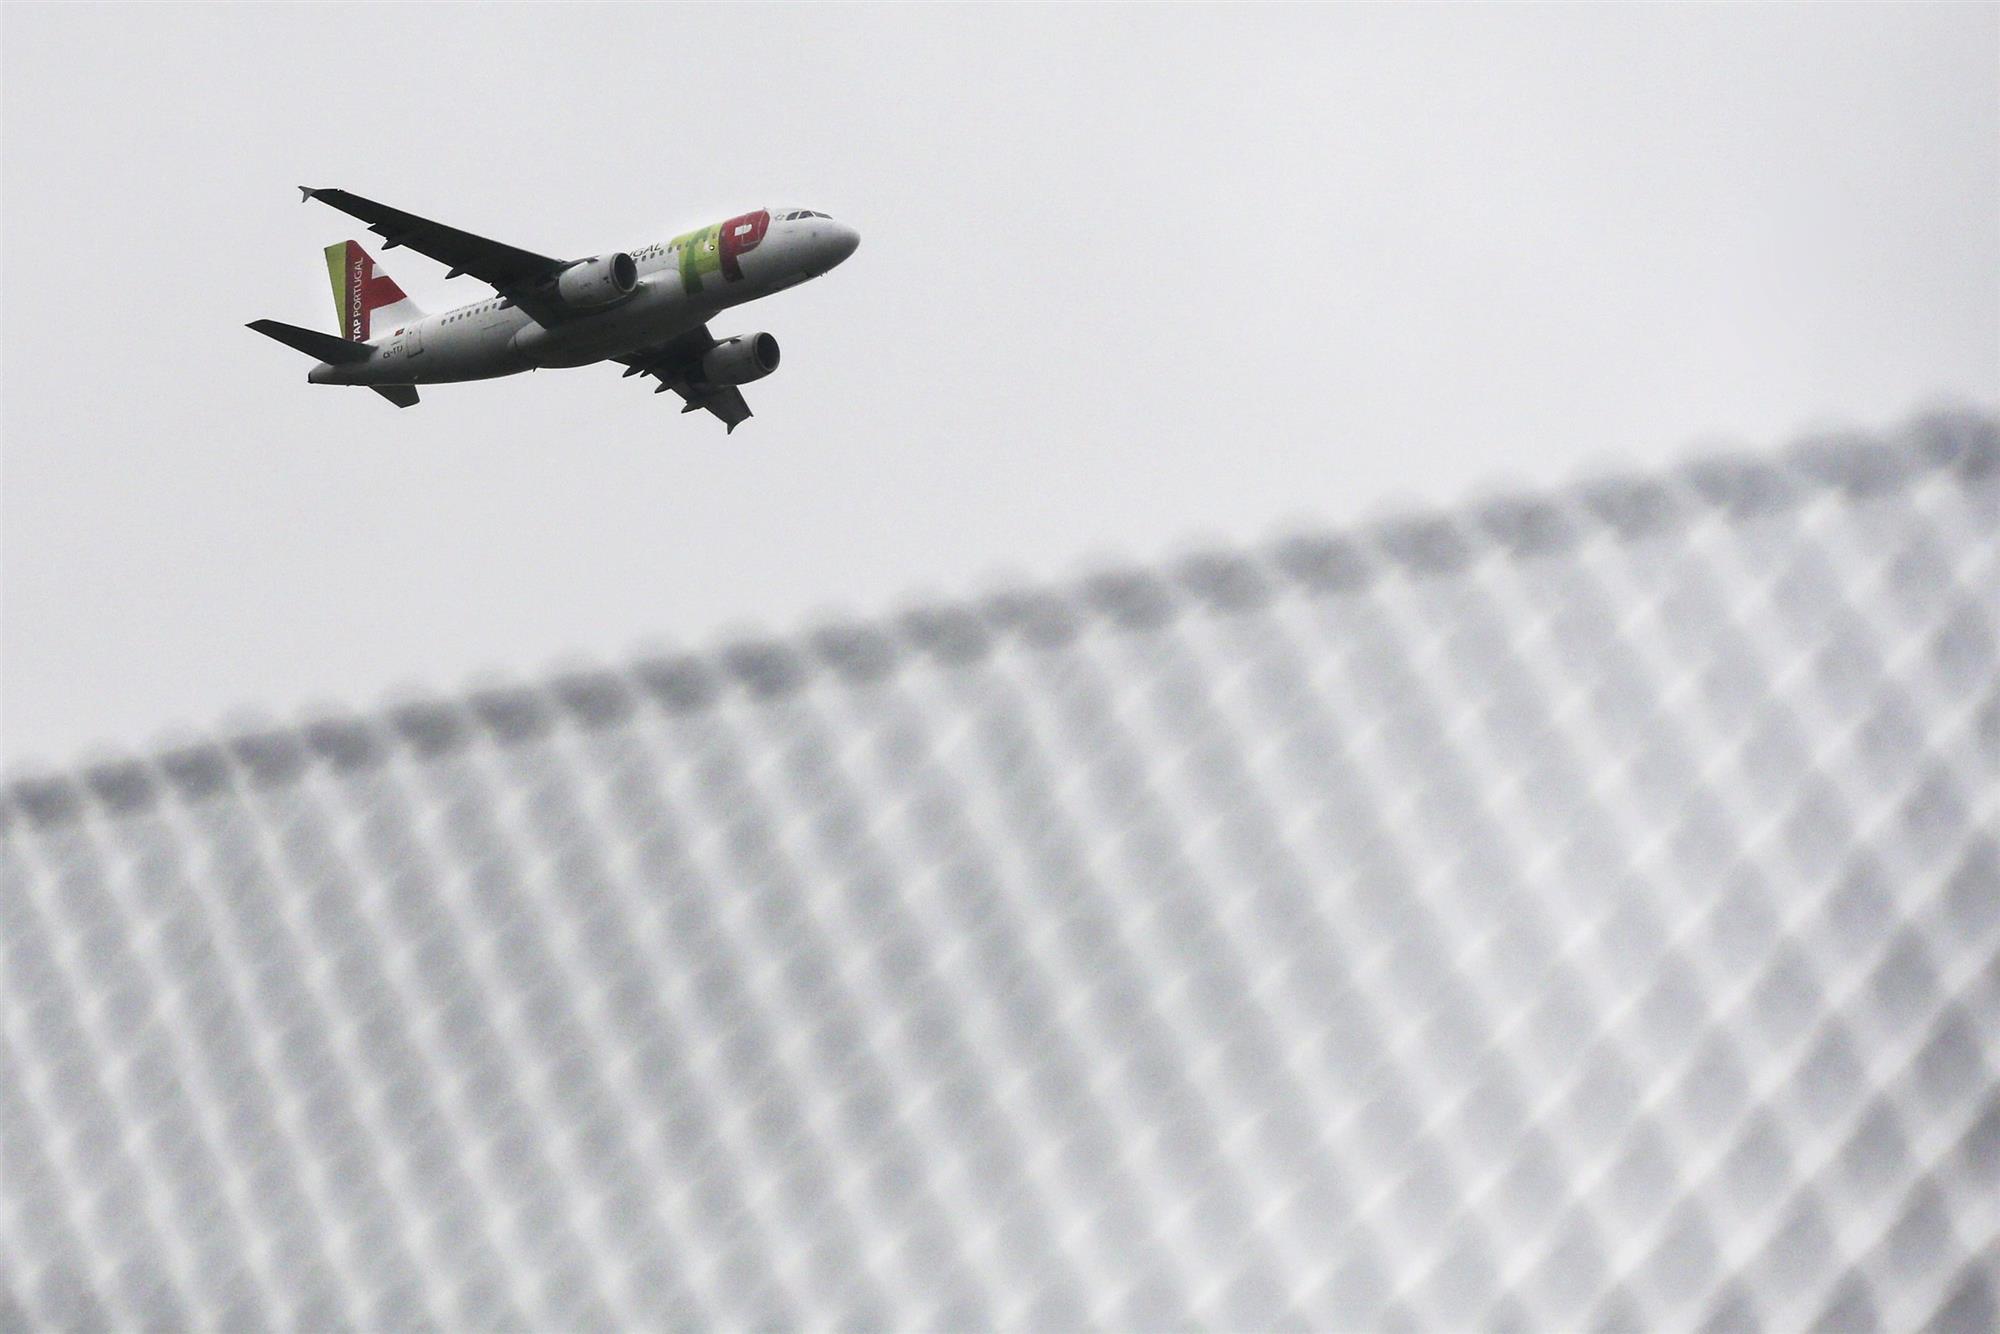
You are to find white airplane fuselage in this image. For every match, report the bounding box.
[308,208,859,388]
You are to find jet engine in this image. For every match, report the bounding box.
[555,252,639,308]
[699,333,781,386]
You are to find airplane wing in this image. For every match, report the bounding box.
[298,187,570,322]
[614,327,755,434]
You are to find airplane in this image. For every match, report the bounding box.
[249,188,860,431]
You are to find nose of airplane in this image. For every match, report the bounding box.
[825,220,860,268]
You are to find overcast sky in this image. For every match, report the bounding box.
[3,4,1994,767]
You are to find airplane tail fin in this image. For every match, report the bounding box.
[324,239,424,342]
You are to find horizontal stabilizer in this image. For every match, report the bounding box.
[370,385,420,409]
[247,318,373,364]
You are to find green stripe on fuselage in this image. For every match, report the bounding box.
[674,224,722,295]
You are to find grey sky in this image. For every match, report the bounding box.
[3,4,1994,767]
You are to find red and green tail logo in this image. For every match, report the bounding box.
[324,240,412,341]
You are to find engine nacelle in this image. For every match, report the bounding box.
[555,252,638,309]
[699,333,781,387]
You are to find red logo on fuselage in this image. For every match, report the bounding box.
[718,210,770,282]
